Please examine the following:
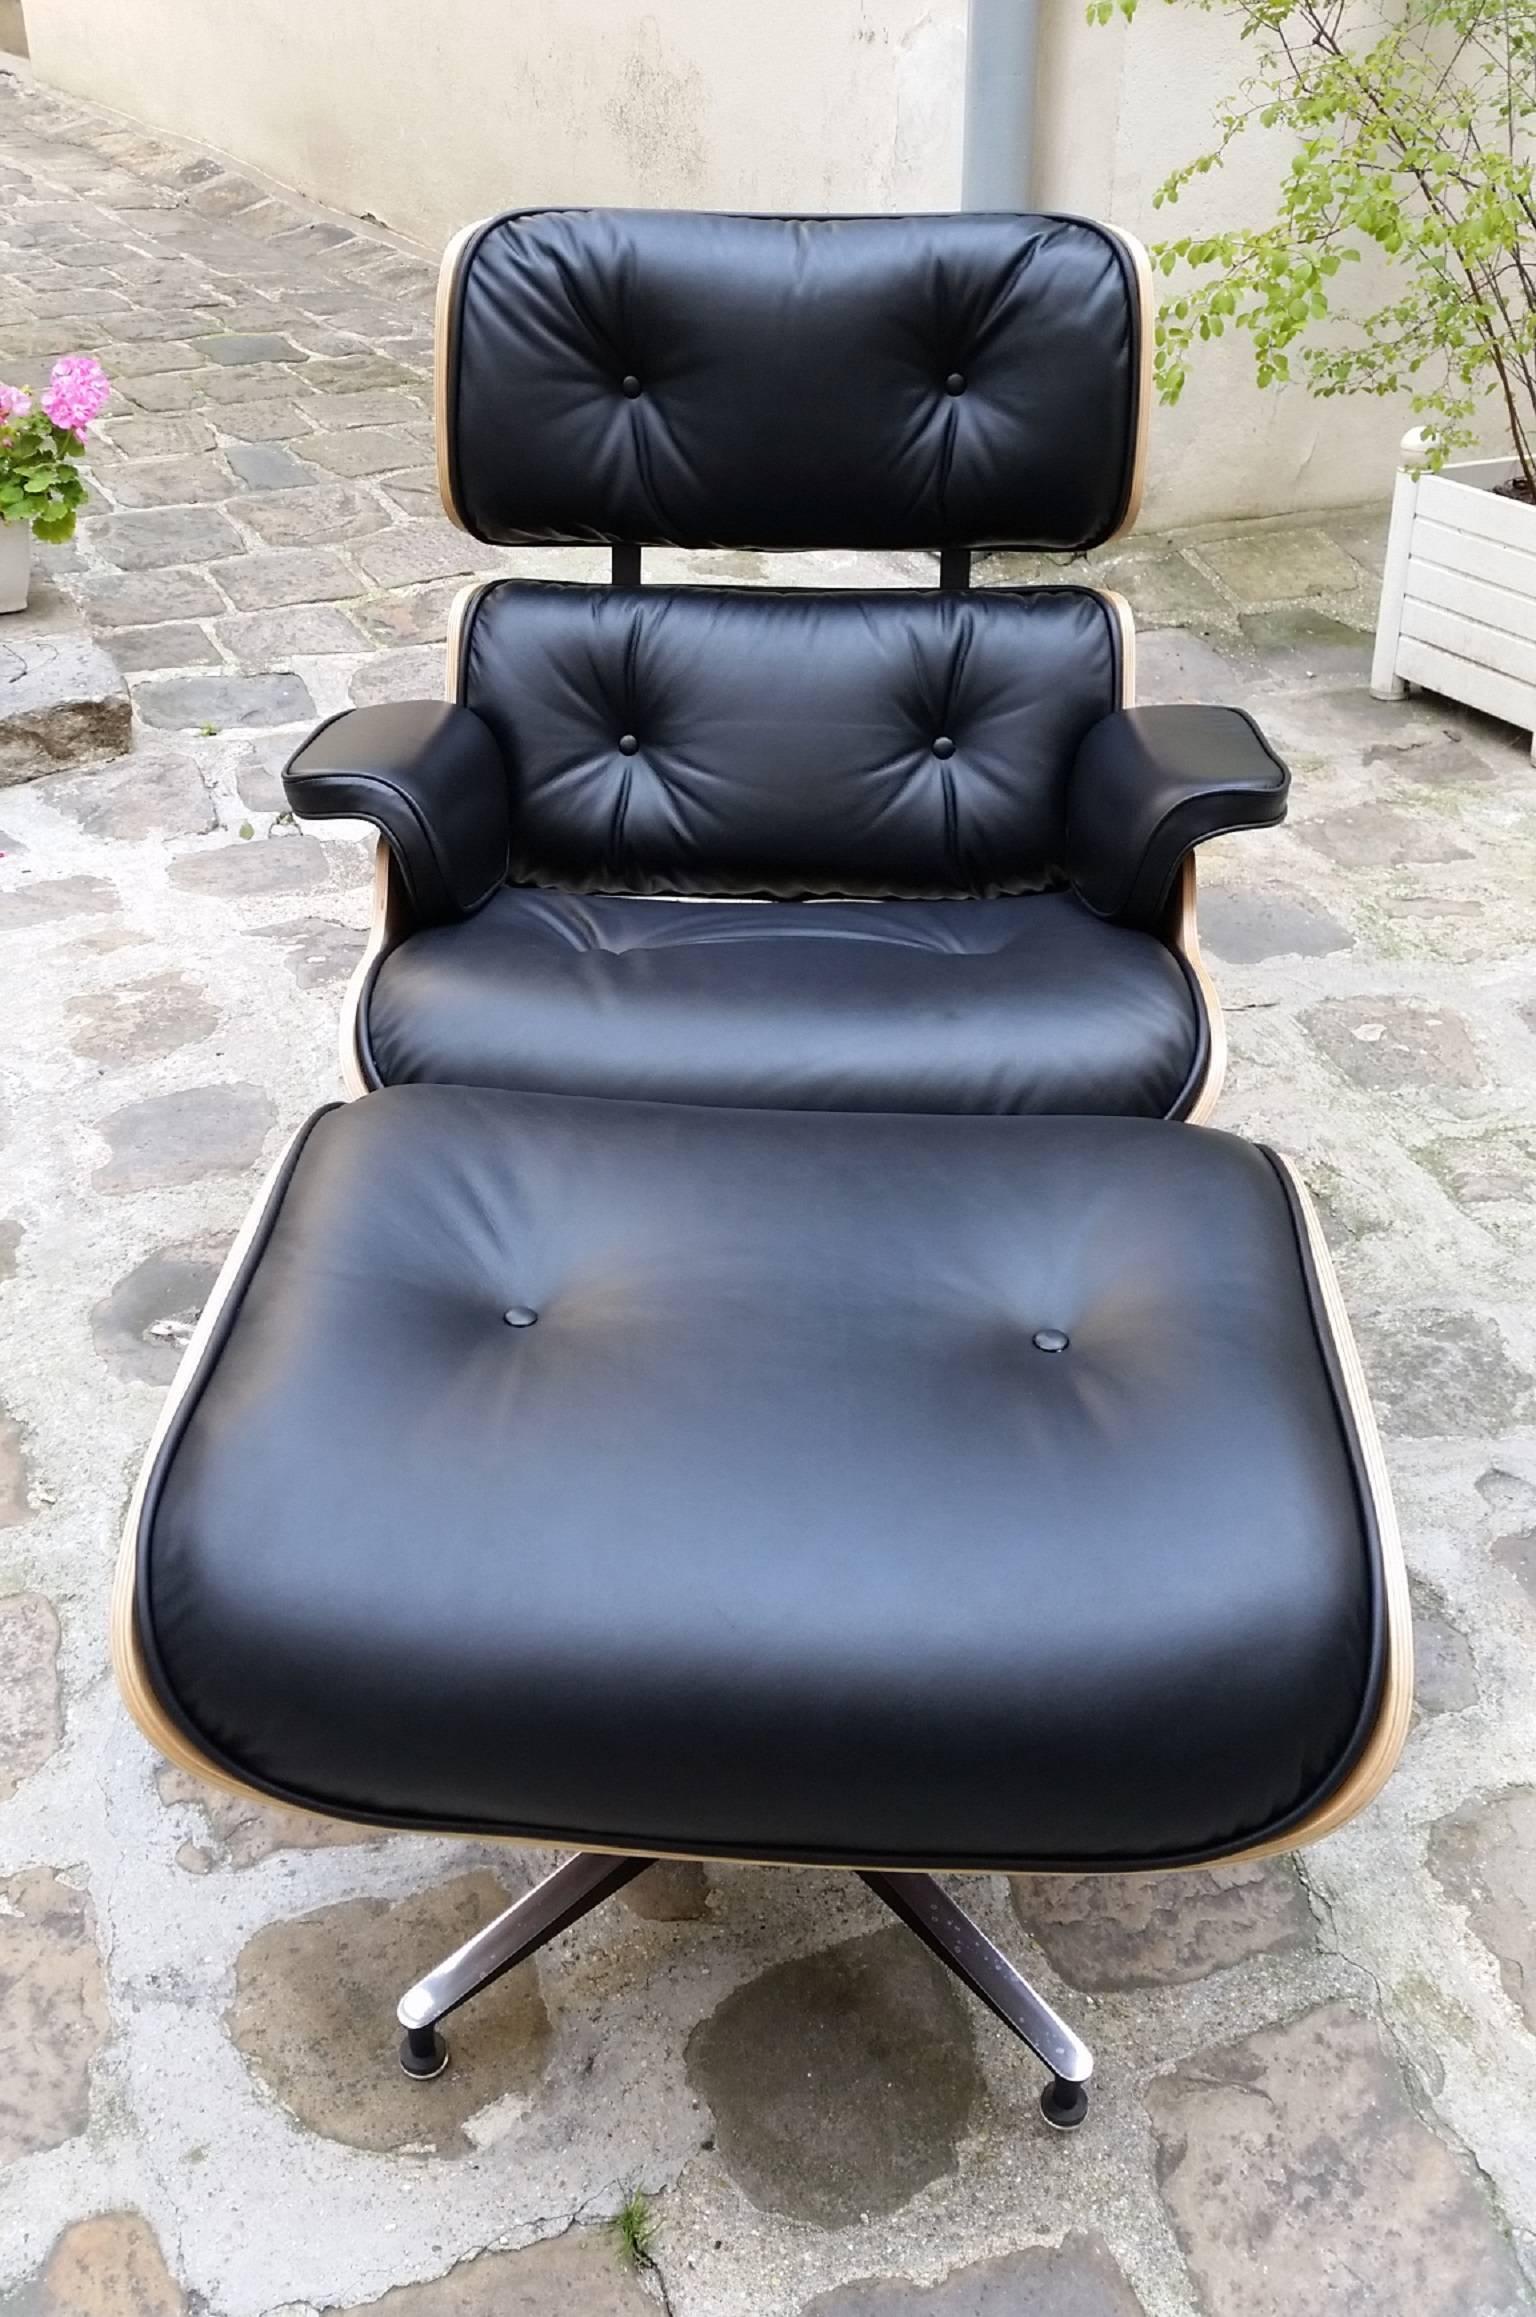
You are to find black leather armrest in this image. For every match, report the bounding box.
[282,702,510,927]
[1066,705,1289,930]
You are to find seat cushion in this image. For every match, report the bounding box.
[364,889,1205,1116]
[137,1087,1384,1869]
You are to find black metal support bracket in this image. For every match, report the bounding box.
[939,544,971,591]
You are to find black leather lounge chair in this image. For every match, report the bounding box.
[114,210,1411,2132]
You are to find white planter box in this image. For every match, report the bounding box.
[1371,427,1536,759]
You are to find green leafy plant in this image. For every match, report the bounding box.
[0,355,111,542]
[611,2187,657,2268]
[1089,1,1536,495]
[609,2187,673,2311]
[0,404,89,543]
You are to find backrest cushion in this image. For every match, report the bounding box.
[439,210,1147,552]
[457,582,1123,901]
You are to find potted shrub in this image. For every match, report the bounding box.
[1094,0,1536,753]
[0,355,111,612]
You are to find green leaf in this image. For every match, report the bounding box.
[1131,0,1536,483]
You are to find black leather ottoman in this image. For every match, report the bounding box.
[115,1085,1409,2125]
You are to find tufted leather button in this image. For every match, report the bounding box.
[621,374,642,397]
[945,371,966,394]
[504,1305,538,1328]
[932,735,955,759]
[1032,1328,1069,1354]
[618,733,640,755]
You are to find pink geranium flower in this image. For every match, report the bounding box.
[40,354,110,435]
[0,381,32,421]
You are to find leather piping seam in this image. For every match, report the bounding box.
[1224,702,1290,777]
[281,705,346,779]
[354,938,387,1090]
[1120,794,1287,931]
[1163,944,1211,1123]
[438,213,501,539]
[287,711,508,924]
[338,842,392,1098]
[1065,705,1290,929]
[290,766,504,923]
[131,1108,339,1757]
[443,207,1140,553]
[1102,223,1152,540]
[1260,1149,1390,1742]
[356,579,498,1086]
[1172,857,1224,1127]
[1091,217,1143,545]
[126,1118,1396,1872]
[1079,581,1208,1121]
[1255,1149,1411,1851]
[1096,582,1123,709]
[1256,1144,1387,1793]
[1076,587,1209,1123]
[450,573,489,700]
[286,715,430,1077]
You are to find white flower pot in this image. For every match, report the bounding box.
[1372,427,1536,760]
[0,519,30,614]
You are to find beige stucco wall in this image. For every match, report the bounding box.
[25,0,1454,525]
[23,0,967,239]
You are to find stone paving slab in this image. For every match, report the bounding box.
[1148,2003,1532,2317]
[0,56,1534,2317]
[0,587,128,783]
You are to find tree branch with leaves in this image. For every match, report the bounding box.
[1090,0,1536,494]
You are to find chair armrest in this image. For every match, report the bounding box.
[283,702,510,927]
[1065,705,1290,931]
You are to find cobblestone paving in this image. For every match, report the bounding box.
[1,61,1535,2317]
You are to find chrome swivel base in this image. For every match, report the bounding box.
[396,1852,1093,2129]
[857,1868,1094,2128]
[396,1851,648,2062]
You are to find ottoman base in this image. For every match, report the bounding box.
[113,1084,1411,2125]
[394,1850,1094,2127]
